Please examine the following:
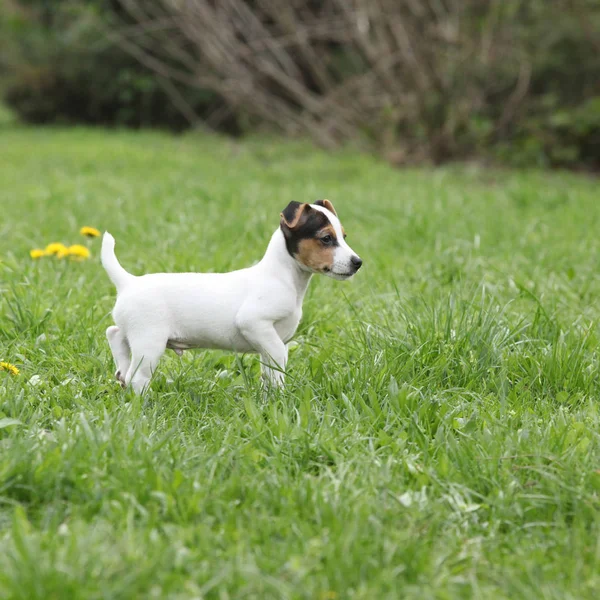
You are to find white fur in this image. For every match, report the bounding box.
[102,204,361,393]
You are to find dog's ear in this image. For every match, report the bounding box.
[281,201,312,229]
[314,199,337,216]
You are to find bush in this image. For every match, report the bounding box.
[2,0,599,168]
[0,0,238,131]
[111,0,600,169]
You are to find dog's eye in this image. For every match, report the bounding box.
[320,235,333,245]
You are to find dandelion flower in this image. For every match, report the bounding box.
[80,226,100,238]
[0,362,19,376]
[45,242,68,256]
[30,249,48,259]
[67,244,91,260]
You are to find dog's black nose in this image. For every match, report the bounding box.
[351,255,363,269]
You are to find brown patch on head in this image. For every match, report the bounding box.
[296,236,336,272]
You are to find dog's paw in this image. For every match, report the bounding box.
[261,371,285,390]
[115,370,127,388]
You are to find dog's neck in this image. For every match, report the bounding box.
[260,228,313,300]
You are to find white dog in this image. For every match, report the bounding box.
[102,199,362,393]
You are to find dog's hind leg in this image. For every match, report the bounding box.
[125,336,166,394]
[106,326,130,387]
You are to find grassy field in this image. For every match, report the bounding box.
[1,125,600,599]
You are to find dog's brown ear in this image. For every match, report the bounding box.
[281,201,312,229]
[314,199,337,216]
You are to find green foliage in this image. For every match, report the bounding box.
[0,0,599,163]
[1,127,600,597]
[484,0,600,168]
[498,96,600,168]
[0,0,229,130]
[404,0,600,168]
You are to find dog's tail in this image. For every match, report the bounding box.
[101,232,134,293]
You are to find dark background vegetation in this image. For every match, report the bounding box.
[1,0,599,169]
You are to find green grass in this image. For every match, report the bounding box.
[1,125,600,599]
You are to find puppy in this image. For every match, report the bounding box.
[102,200,362,393]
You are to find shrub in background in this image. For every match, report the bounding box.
[0,0,238,131]
[2,0,599,169]
[111,0,600,169]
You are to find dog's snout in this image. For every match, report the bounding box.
[351,255,363,270]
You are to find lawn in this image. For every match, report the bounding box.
[1,125,600,599]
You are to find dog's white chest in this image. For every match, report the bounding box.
[274,309,302,343]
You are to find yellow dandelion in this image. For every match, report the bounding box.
[0,362,19,376]
[30,249,48,259]
[80,226,101,238]
[45,242,68,256]
[67,244,91,260]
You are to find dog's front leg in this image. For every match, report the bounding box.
[237,318,287,388]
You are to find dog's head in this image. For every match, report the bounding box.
[280,199,362,280]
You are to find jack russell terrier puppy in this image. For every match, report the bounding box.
[102,199,362,393]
